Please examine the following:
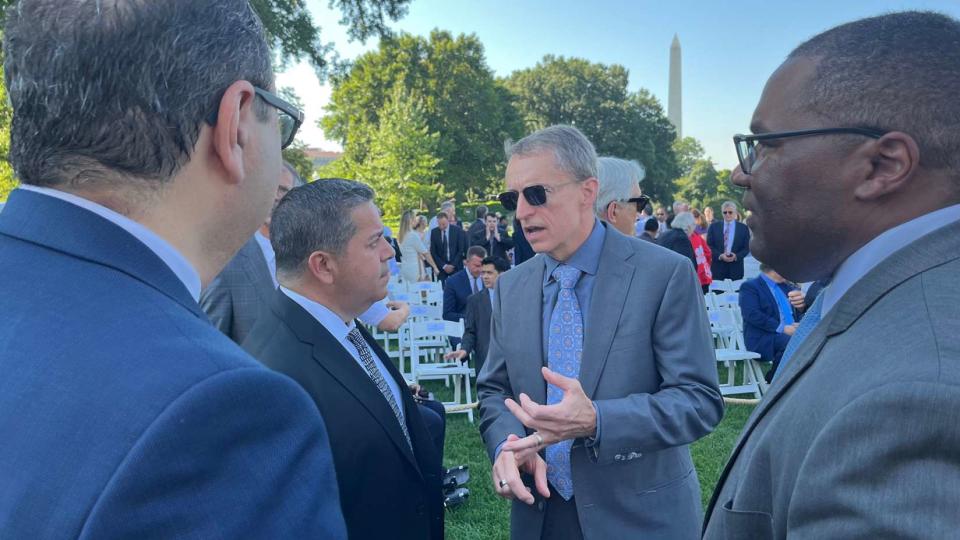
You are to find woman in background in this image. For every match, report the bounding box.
[399,210,438,282]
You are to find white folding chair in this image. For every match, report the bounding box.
[709,307,765,398]
[407,319,476,422]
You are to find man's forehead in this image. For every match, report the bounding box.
[505,150,569,188]
[752,57,819,133]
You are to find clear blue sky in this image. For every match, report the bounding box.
[281,0,960,169]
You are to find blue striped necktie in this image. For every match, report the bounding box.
[773,290,825,380]
[546,264,583,500]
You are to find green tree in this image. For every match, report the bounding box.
[503,55,681,205]
[672,136,706,177]
[324,88,444,217]
[674,159,742,211]
[322,30,523,202]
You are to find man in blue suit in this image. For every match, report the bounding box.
[0,2,346,538]
[442,245,488,323]
[706,201,751,280]
[739,263,806,374]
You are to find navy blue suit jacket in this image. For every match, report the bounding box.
[738,276,798,361]
[0,190,346,538]
[442,268,476,322]
[707,220,751,280]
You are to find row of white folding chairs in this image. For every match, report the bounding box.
[704,291,740,311]
[706,304,767,398]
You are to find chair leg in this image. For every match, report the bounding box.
[465,374,474,423]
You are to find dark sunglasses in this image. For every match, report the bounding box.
[497,181,577,211]
[206,86,304,150]
[614,195,650,212]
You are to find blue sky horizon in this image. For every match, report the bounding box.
[279,0,960,170]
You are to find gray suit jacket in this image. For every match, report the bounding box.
[703,218,960,540]
[200,236,275,344]
[477,224,724,540]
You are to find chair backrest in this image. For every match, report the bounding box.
[715,292,740,308]
[409,303,442,321]
[409,319,464,340]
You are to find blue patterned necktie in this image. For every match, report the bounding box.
[546,264,583,500]
[773,290,826,380]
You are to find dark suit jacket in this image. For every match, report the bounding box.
[473,231,515,261]
[512,217,535,265]
[0,189,345,538]
[430,225,468,279]
[443,268,479,322]
[656,227,697,270]
[462,289,493,372]
[707,220,751,280]
[200,235,275,344]
[467,218,486,244]
[739,276,799,361]
[243,291,443,540]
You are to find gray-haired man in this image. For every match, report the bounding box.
[595,157,648,237]
[478,125,722,539]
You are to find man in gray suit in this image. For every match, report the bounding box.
[704,12,960,539]
[201,162,300,343]
[477,125,723,540]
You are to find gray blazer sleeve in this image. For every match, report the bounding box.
[787,382,960,538]
[476,279,526,462]
[591,258,723,463]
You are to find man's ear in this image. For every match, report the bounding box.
[604,201,618,223]
[307,250,337,286]
[210,80,258,186]
[853,131,920,201]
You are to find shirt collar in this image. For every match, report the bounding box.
[18,184,201,302]
[543,218,605,286]
[280,286,355,343]
[823,203,960,314]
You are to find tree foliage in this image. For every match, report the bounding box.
[322,30,523,202]
[322,87,444,216]
[503,55,681,205]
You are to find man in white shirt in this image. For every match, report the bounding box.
[243,178,444,540]
[704,11,960,539]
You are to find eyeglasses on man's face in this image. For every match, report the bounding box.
[613,195,650,213]
[733,126,887,175]
[206,86,304,150]
[498,181,578,212]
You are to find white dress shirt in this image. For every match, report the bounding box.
[280,287,404,422]
[18,185,201,301]
[823,203,960,315]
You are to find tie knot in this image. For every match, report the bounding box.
[552,264,581,290]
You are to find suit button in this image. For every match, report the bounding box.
[537,501,545,511]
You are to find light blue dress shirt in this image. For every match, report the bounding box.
[280,287,405,423]
[18,185,201,301]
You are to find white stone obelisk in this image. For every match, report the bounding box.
[668,34,682,138]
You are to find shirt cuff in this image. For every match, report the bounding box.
[584,402,601,447]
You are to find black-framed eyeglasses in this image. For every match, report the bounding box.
[206,87,304,150]
[613,195,650,212]
[733,127,887,175]
[498,181,577,211]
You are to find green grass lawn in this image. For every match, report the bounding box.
[428,379,755,540]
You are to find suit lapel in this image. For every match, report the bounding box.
[515,256,547,404]
[579,227,633,398]
[708,218,960,518]
[0,189,203,318]
[239,238,276,308]
[276,293,422,474]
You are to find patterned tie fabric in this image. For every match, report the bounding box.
[346,328,412,450]
[546,264,583,500]
[723,223,731,253]
[773,290,825,380]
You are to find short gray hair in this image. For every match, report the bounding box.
[721,200,738,211]
[4,0,273,189]
[595,157,645,218]
[671,211,696,234]
[272,178,376,280]
[505,125,597,182]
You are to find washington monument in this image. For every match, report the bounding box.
[669,34,682,138]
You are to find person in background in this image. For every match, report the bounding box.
[468,204,489,245]
[654,205,669,234]
[442,245,487,325]
[692,208,709,237]
[430,211,468,285]
[428,199,456,230]
[595,156,648,237]
[706,200,751,280]
[0,1,345,536]
[398,210,439,283]
[685,214,714,293]
[444,256,510,374]
[474,212,515,261]
[738,263,805,380]
[512,216,536,265]
[703,206,717,225]
[657,211,698,270]
[639,217,659,242]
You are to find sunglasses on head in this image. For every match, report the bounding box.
[497,181,576,211]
